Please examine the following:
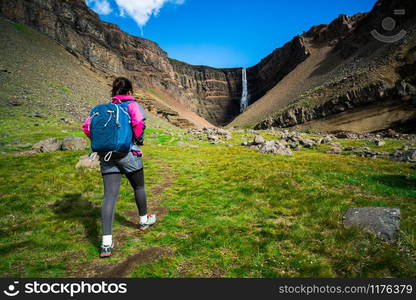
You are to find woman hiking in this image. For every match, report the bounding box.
[82,77,156,258]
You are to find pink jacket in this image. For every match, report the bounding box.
[82,95,146,141]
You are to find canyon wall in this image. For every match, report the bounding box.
[2,0,414,130]
[246,36,310,104]
[170,59,242,125]
[0,0,356,126]
[253,0,416,131]
[0,0,244,126]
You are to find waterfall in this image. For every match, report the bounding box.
[240,68,249,112]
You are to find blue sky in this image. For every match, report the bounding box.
[86,0,377,68]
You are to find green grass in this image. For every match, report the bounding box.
[13,23,31,34]
[0,125,415,277]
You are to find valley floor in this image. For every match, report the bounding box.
[0,117,415,278]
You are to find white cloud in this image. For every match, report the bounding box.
[86,0,113,15]
[115,0,185,28]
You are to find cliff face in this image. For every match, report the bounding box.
[0,0,176,87]
[242,13,366,117]
[253,0,416,132]
[246,36,310,105]
[0,0,369,127]
[2,0,413,130]
[0,0,245,126]
[170,59,242,125]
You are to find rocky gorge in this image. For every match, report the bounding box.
[1,0,415,132]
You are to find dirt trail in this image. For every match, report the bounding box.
[97,246,174,278]
[229,46,334,128]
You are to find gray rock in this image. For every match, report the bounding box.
[335,132,358,139]
[76,154,100,169]
[33,138,62,153]
[351,147,377,157]
[288,141,299,149]
[258,141,293,155]
[207,134,219,142]
[391,149,416,162]
[253,135,265,145]
[61,137,86,151]
[373,139,385,147]
[300,139,315,148]
[343,207,400,242]
[327,147,342,154]
[314,138,323,144]
[322,135,333,144]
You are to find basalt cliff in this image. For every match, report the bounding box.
[0,0,243,126]
[1,0,415,131]
[235,0,416,132]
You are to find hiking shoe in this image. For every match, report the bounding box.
[100,243,114,258]
[139,214,156,231]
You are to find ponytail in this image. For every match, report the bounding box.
[112,77,133,97]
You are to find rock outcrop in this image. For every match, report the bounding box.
[246,36,310,103]
[170,60,242,126]
[343,207,401,242]
[253,0,416,132]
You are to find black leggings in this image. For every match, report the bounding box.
[101,169,147,235]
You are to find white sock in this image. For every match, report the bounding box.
[140,215,148,224]
[102,235,112,246]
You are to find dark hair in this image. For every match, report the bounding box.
[112,77,133,97]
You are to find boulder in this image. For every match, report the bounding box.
[258,141,293,155]
[76,154,100,169]
[61,136,87,151]
[343,207,400,242]
[351,147,377,158]
[386,129,399,138]
[327,147,342,154]
[207,134,219,142]
[373,139,385,147]
[253,135,265,145]
[322,135,333,144]
[390,149,416,162]
[299,139,315,148]
[33,138,62,153]
[335,132,358,139]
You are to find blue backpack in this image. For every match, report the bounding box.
[89,101,133,160]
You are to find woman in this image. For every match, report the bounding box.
[82,77,156,258]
